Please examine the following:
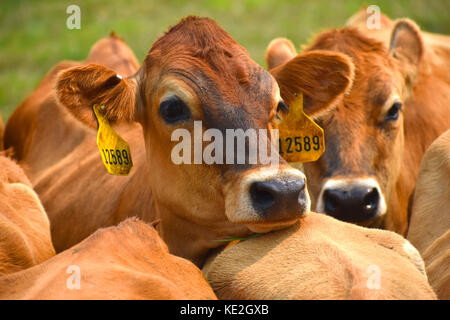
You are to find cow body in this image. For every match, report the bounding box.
[0,218,217,300]
[266,16,450,235]
[408,130,450,299]
[0,156,55,274]
[6,17,354,266]
[203,212,435,300]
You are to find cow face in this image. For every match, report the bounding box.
[266,20,423,228]
[56,17,353,248]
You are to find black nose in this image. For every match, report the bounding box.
[249,179,307,220]
[323,187,379,222]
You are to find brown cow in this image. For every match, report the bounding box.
[407,130,450,299]
[4,33,140,181]
[7,17,354,266]
[203,212,435,300]
[266,18,450,235]
[0,155,55,275]
[0,218,217,300]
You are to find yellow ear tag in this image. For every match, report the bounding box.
[93,104,133,175]
[278,93,325,163]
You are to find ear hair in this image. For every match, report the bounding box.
[389,19,424,91]
[270,50,354,116]
[56,63,137,128]
[390,19,424,65]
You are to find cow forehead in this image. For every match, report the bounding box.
[307,28,402,119]
[145,17,276,129]
[157,64,276,131]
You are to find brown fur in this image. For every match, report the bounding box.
[0,218,217,300]
[265,38,297,71]
[266,16,450,235]
[270,50,355,115]
[7,17,353,267]
[407,130,450,300]
[0,156,55,275]
[422,231,450,300]
[203,212,435,300]
[408,130,450,253]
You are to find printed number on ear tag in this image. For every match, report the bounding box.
[93,104,133,176]
[278,93,325,163]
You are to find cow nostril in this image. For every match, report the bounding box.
[363,188,379,213]
[323,190,341,214]
[249,182,276,211]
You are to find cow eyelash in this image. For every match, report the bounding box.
[385,101,402,121]
[276,101,289,120]
[277,101,289,113]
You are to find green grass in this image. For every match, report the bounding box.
[1,0,448,121]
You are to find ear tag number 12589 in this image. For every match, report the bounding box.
[277,93,325,163]
[93,104,133,176]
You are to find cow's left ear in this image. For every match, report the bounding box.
[270,50,354,117]
[389,19,424,83]
[56,63,140,128]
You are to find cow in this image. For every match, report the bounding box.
[407,130,450,299]
[0,155,55,275]
[0,218,217,300]
[266,17,450,235]
[4,33,140,181]
[203,212,436,300]
[5,16,354,267]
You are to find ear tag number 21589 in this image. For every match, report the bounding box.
[93,104,133,176]
[278,93,325,163]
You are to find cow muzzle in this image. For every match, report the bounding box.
[224,167,310,233]
[316,177,387,223]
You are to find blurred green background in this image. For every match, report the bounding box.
[1,0,449,121]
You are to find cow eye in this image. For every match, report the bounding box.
[385,102,402,121]
[159,96,191,124]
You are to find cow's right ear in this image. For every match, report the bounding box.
[389,19,424,89]
[265,38,297,70]
[56,63,138,128]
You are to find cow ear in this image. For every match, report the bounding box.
[389,19,424,84]
[270,50,354,116]
[265,38,297,70]
[56,63,139,128]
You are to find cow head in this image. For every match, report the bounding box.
[266,20,423,230]
[56,17,353,264]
